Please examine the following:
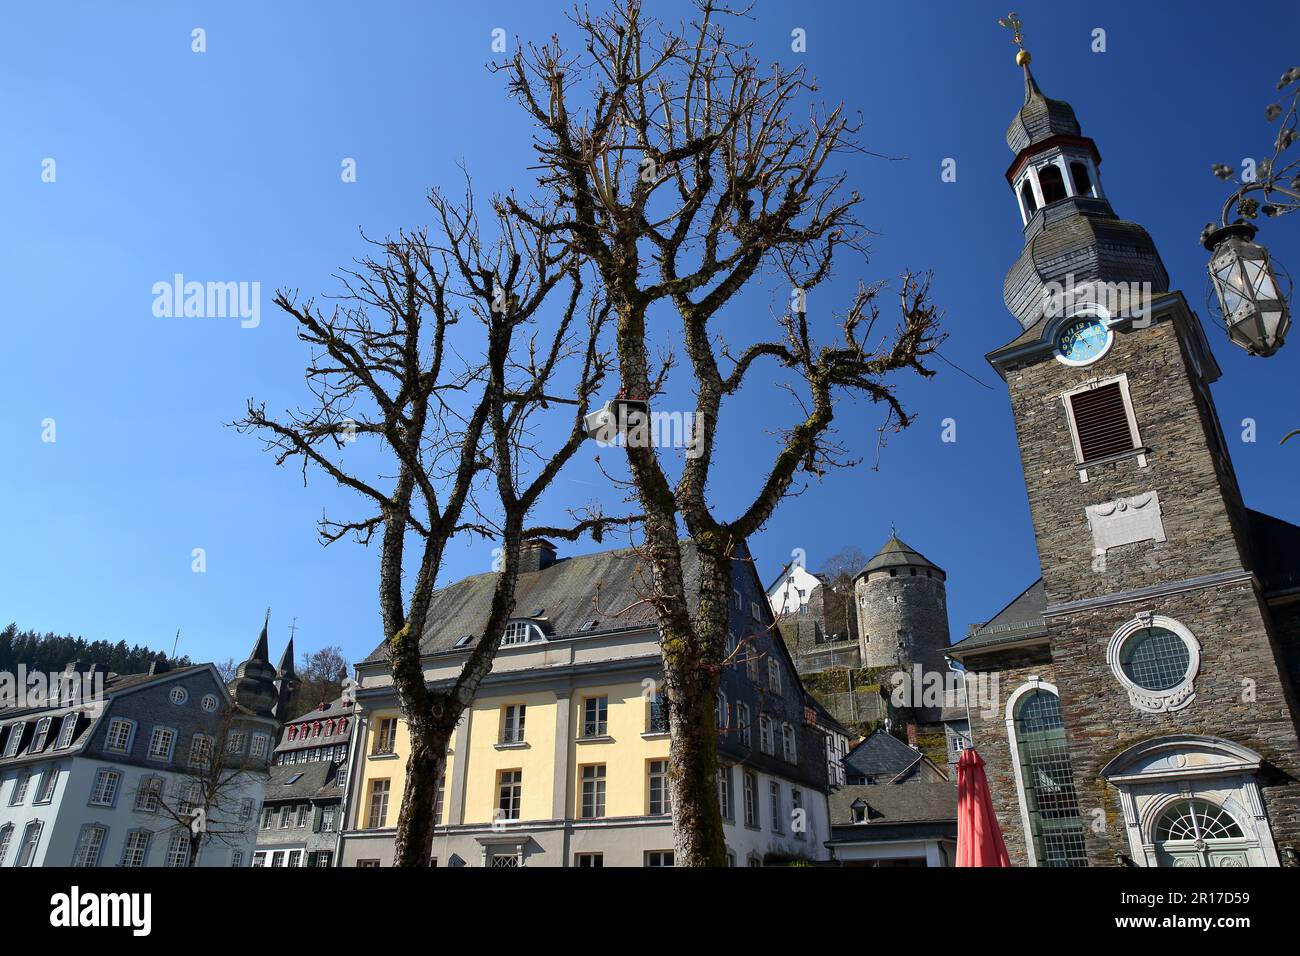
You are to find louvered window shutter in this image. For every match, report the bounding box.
[1069,383,1137,461]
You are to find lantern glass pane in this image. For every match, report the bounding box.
[1243,259,1278,300]
[1214,263,1248,315]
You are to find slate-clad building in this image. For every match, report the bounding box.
[842,727,949,787]
[0,620,286,867]
[947,47,1300,868]
[253,696,354,867]
[826,783,957,867]
[340,539,832,867]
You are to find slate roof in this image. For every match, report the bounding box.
[0,664,211,770]
[856,534,944,580]
[1005,66,1081,154]
[842,728,927,782]
[263,761,343,803]
[1247,509,1300,597]
[362,543,699,664]
[948,578,1048,660]
[276,696,353,753]
[828,782,957,828]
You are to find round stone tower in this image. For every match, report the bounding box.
[853,533,952,678]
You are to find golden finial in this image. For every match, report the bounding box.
[998,12,1031,67]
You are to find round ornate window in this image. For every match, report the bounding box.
[201,694,218,712]
[169,686,189,705]
[1106,615,1199,713]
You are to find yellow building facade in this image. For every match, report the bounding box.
[338,542,832,867]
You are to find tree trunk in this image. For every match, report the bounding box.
[391,722,450,867]
[666,654,727,866]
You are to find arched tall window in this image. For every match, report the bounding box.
[1010,687,1088,867]
[1038,165,1067,205]
[1020,180,1038,218]
[1070,161,1094,198]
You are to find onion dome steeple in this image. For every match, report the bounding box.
[996,18,1168,330]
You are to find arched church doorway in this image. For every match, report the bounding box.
[1153,799,1251,867]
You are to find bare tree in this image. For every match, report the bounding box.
[130,709,265,867]
[499,0,942,864]
[294,645,349,717]
[234,189,629,866]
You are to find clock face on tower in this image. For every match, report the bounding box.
[1054,316,1113,366]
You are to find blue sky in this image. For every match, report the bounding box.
[3,0,1298,670]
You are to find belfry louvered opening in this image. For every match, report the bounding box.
[1068,381,1138,462]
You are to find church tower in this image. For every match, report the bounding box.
[949,25,1300,868]
[853,533,951,679]
[230,611,281,719]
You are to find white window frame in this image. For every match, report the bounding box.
[164,830,190,867]
[105,718,135,754]
[28,716,52,754]
[1106,613,1201,714]
[169,686,188,706]
[759,715,774,756]
[250,733,270,759]
[580,764,606,819]
[34,767,59,805]
[781,722,797,764]
[2,722,24,758]
[89,768,120,807]
[16,820,43,866]
[189,734,215,771]
[737,702,752,747]
[120,829,151,867]
[1060,372,1146,477]
[767,659,783,696]
[72,824,107,867]
[55,713,78,749]
[581,696,608,738]
[501,704,526,744]
[147,726,177,762]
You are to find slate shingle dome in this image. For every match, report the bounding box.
[1001,66,1170,330]
[1006,67,1080,153]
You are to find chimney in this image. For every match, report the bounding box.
[906,721,918,748]
[148,656,171,676]
[519,539,557,573]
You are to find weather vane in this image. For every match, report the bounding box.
[998,12,1031,67]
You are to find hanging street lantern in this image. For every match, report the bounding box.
[1203,222,1291,357]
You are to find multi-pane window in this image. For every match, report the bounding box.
[759,715,774,755]
[169,686,188,706]
[322,806,337,832]
[501,705,526,744]
[226,732,245,755]
[580,765,606,819]
[148,727,175,761]
[648,760,671,815]
[239,798,254,822]
[287,850,302,868]
[575,853,604,868]
[55,713,78,749]
[164,831,190,867]
[295,803,310,828]
[497,770,522,821]
[366,779,391,829]
[250,734,270,759]
[36,768,59,804]
[121,830,150,867]
[716,693,728,732]
[136,776,162,812]
[769,781,783,834]
[178,781,202,817]
[73,825,106,867]
[781,723,797,764]
[90,768,120,806]
[279,805,292,829]
[251,852,266,867]
[189,734,214,771]
[717,766,733,821]
[645,850,674,867]
[0,824,11,866]
[742,770,758,828]
[260,807,273,830]
[736,702,752,747]
[2,723,24,757]
[581,697,608,738]
[106,719,132,753]
[434,768,446,823]
[231,850,244,867]
[1013,689,1087,867]
[11,769,33,805]
[501,621,535,645]
[373,718,398,755]
[746,654,759,683]
[29,717,52,753]
[767,659,782,696]
[792,789,804,841]
[16,821,42,866]
[647,691,670,734]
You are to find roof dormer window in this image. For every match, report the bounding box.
[501,620,544,646]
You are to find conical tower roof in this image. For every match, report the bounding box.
[857,533,945,580]
[277,634,296,677]
[232,609,279,717]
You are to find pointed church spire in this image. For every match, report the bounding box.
[249,607,271,665]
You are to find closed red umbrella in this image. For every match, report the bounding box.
[956,748,1011,867]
